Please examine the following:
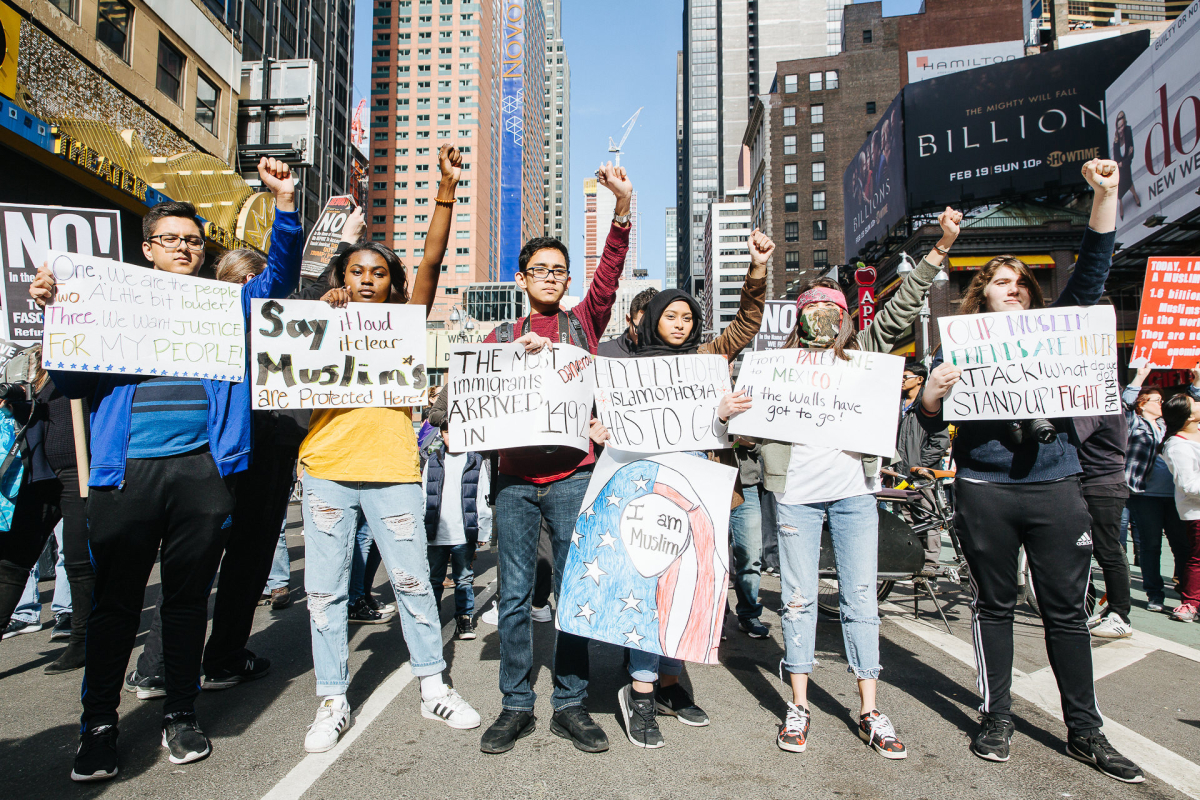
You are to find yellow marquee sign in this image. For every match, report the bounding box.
[0,1,21,100]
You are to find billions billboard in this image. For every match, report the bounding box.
[902,32,1149,213]
[845,94,906,259]
[1106,0,1200,251]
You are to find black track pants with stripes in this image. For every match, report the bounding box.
[954,477,1103,733]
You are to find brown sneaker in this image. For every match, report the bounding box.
[270,587,291,610]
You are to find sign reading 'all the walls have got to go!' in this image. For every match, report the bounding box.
[40,251,246,381]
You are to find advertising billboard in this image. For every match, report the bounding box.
[844,94,906,259]
[500,0,525,280]
[902,32,1149,213]
[1106,0,1200,251]
[907,41,1024,84]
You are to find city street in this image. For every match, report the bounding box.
[2,509,1199,800]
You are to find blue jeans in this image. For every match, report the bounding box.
[266,523,290,592]
[730,484,763,622]
[495,470,592,712]
[348,517,381,604]
[428,542,475,618]
[13,522,70,623]
[302,478,446,696]
[628,649,683,683]
[776,493,881,679]
[1127,493,1188,605]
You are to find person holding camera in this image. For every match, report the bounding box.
[918,159,1143,783]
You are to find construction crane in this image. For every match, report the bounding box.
[607,106,643,166]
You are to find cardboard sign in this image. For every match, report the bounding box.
[593,354,731,454]
[1131,257,1200,369]
[728,347,905,457]
[250,298,427,409]
[557,449,734,665]
[0,203,123,344]
[301,196,355,279]
[938,304,1119,420]
[446,342,594,453]
[40,251,245,381]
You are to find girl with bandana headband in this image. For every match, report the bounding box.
[758,206,963,760]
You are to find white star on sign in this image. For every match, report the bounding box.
[604,492,622,508]
[575,602,596,623]
[632,478,649,492]
[583,505,596,519]
[597,531,617,549]
[581,558,607,585]
[651,609,660,621]
[619,591,643,613]
[570,529,582,547]
[624,627,645,647]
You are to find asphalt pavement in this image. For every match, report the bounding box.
[1,508,1199,800]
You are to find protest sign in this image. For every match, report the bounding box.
[0,204,123,344]
[446,342,594,453]
[557,449,734,665]
[1131,257,1200,370]
[39,251,245,381]
[753,300,797,351]
[0,337,22,368]
[250,298,427,409]
[937,304,1119,420]
[593,353,731,454]
[301,196,356,278]
[728,347,905,456]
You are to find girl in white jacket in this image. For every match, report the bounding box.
[1161,386,1200,623]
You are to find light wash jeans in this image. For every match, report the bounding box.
[302,477,446,696]
[776,493,881,679]
[266,522,290,592]
[13,521,70,624]
[628,650,684,683]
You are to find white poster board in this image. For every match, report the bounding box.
[446,342,595,453]
[249,298,427,409]
[728,347,905,456]
[593,353,731,454]
[556,449,734,665]
[40,251,245,381]
[937,304,1119,420]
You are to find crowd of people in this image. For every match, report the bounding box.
[1,149,1196,788]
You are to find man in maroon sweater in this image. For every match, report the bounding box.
[480,164,633,755]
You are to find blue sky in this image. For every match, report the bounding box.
[354,0,925,288]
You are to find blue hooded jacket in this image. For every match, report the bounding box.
[48,209,305,488]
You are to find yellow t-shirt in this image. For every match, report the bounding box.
[299,407,421,484]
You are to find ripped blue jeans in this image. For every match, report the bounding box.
[775,493,881,680]
[302,477,446,696]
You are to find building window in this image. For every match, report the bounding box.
[783,164,797,184]
[814,249,828,267]
[782,107,796,126]
[810,104,823,124]
[784,74,798,93]
[811,133,824,153]
[863,29,873,44]
[785,251,801,271]
[784,222,799,242]
[866,101,876,114]
[825,70,839,89]
[783,135,796,155]
[96,1,133,61]
[812,162,825,182]
[195,72,219,133]
[812,191,826,210]
[809,72,822,91]
[49,0,76,19]
[813,220,827,240]
[784,193,798,212]
[156,35,185,104]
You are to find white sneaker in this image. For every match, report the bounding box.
[480,603,498,626]
[1090,615,1133,639]
[420,688,481,730]
[305,697,351,753]
[531,605,553,623]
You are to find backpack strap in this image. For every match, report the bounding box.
[496,321,516,344]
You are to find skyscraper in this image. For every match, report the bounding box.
[665,207,678,289]
[679,0,719,296]
[543,0,570,242]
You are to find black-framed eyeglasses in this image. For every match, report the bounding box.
[148,233,206,251]
[525,266,568,281]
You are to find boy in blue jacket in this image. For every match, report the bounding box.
[29,158,304,782]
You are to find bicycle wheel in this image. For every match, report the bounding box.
[816,578,896,618]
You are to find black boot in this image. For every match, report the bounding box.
[0,559,33,634]
[46,639,86,674]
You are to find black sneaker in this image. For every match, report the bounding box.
[480,709,536,754]
[51,612,72,641]
[124,668,166,700]
[161,711,211,765]
[71,724,119,782]
[971,714,1015,762]
[655,683,709,727]
[45,640,86,674]
[550,705,610,753]
[455,615,477,640]
[348,597,393,624]
[363,594,397,615]
[1067,730,1145,783]
[738,618,769,639]
[202,650,271,690]
[618,685,664,749]
[2,618,43,639]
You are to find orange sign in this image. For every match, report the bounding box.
[1131,256,1200,369]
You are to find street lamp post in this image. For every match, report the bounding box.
[896,252,948,364]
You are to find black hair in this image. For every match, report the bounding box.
[518,237,570,274]
[905,363,928,380]
[330,242,410,303]
[142,201,202,242]
[1162,392,1195,443]
[630,287,659,319]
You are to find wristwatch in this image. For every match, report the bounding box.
[613,213,631,225]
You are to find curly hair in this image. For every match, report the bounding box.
[958,256,1046,314]
[329,243,409,303]
[782,276,858,360]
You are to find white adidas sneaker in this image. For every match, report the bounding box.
[305,696,351,753]
[1090,615,1133,639]
[421,688,481,730]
